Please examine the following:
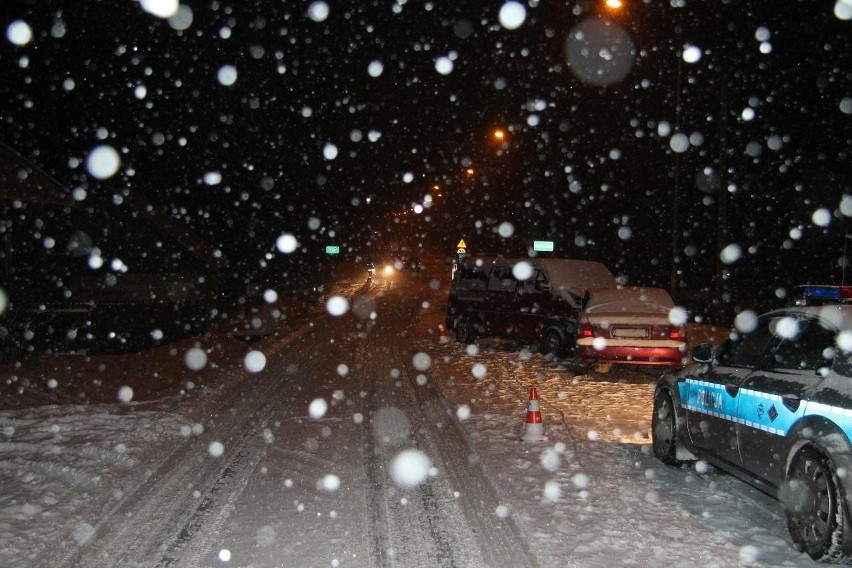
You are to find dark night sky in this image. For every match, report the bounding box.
[2,0,850,322]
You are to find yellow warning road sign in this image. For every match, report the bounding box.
[456,239,467,249]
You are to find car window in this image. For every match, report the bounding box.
[769,318,836,371]
[487,266,516,292]
[716,319,776,368]
[519,268,548,294]
[455,267,487,291]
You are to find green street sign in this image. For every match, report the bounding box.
[533,240,554,252]
[325,245,340,255]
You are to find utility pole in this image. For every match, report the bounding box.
[669,7,684,298]
[713,6,731,325]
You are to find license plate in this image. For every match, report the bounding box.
[612,327,649,338]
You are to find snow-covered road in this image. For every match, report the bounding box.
[0,262,823,567]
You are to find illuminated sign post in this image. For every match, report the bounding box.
[452,238,468,280]
[533,240,554,252]
[325,245,340,255]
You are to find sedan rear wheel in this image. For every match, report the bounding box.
[785,447,852,563]
[652,390,683,466]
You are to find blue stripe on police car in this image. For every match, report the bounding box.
[677,378,852,439]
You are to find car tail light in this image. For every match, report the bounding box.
[579,323,594,337]
[669,326,685,340]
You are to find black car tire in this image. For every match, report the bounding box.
[785,447,852,563]
[455,318,476,345]
[652,390,685,466]
[540,329,564,357]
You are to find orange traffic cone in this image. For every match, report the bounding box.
[520,387,547,442]
[438,324,449,344]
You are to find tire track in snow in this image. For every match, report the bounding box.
[398,342,541,568]
[358,289,464,567]
[359,281,539,567]
[155,438,267,567]
[153,313,353,566]
[46,321,322,568]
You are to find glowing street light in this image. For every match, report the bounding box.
[493,129,506,142]
[604,0,624,10]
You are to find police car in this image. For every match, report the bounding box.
[652,296,852,563]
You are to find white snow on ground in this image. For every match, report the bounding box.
[416,338,818,567]
[0,405,190,565]
[0,271,823,567]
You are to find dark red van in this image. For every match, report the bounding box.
[445,256,616,356]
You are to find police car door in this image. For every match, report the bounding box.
[735,315,833,487]
[684,319,777,468]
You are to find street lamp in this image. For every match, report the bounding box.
[492,129,509,158]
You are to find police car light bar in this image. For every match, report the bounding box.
[794,285,852,301]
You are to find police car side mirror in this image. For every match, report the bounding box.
[692,343,713,363]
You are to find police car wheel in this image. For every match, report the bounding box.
[651,391,682,466]
[785,447,852,563]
